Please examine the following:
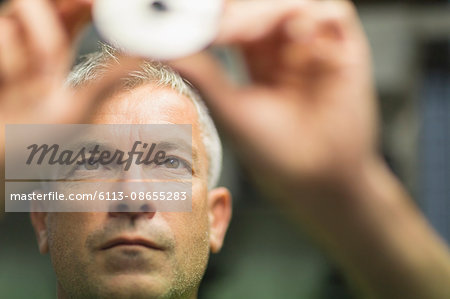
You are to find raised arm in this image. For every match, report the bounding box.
[0,0,138,163]
[0,0,141,216]
[170,1,450,298]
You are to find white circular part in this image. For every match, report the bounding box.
[93,0,223,60]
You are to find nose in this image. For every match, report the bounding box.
[108,199,156,218]
[107,172,157,217]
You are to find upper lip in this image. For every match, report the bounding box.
[100,236,162,250]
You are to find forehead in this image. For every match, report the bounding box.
[91,84,199,125]
[89,83,208,177]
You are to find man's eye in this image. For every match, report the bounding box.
[162,156,192,172]
[164,157,180,169]
[76,160,100,171]
[85,160,100,170]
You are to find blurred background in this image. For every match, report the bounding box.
[1,0,449,298]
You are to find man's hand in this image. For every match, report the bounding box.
[171,1,450,298]
[172,0,377,188]
[0,0,140,216]
[0,0,89,124]
[0,0,139,162]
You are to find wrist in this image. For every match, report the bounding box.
[283,155,450,299]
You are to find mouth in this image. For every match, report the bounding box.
[101,237,162,251]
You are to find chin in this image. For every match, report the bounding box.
[92,274,174,299]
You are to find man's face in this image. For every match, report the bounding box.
[31,84,231,299]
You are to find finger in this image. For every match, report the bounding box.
[58,56,144,123]
[55,0,92,40]
[282,0,369,70]
[170,52,236,104]
[239,0,368,86]
[0,18,28,83]
[169,51,246,127]
[215,0,309,45]
[216,0,364,46]
[13,0,70,67]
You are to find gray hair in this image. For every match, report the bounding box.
[67,45,222,189]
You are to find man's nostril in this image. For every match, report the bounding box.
[140,204,152,212]
[116,203,129,212]
[109,200,156,214]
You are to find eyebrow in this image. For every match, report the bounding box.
[68,139,199,166]
[65,135,199,167]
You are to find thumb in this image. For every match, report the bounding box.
[61,56,143,124]
[169,51,246,131]
[55,0,92,40]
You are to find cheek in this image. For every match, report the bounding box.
[169,183,209,244]
[48,213,103,243]
[191,182,210,236]
[163,184,210,274]
[47,213,106,273]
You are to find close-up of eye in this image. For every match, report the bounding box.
[164,157,180,168]
[161,156,192,174]
[77,159,101,171]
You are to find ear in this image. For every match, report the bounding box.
[207,187,232,253]
[30,193,49,254]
